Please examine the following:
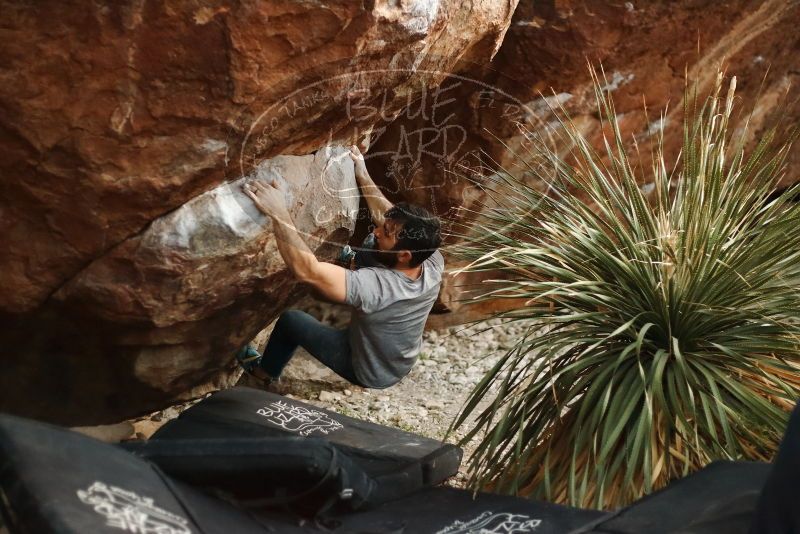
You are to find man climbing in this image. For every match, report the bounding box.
[238,146,443,389]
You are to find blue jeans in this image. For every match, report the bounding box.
[259,310,363,386]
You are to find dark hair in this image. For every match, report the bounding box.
[385,202,442,267]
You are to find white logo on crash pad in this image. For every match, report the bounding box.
[436,511,542,534]
[77,481,191,534]
[256,400,344,436]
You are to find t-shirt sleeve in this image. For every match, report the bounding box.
[345,268,390,314]
[428,250,444,275]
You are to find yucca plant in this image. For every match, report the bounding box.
[450,71,800,509]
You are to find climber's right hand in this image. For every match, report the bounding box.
[243,180,288,218]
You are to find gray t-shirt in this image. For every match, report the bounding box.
[345,250,444,388]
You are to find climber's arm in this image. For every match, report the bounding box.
[271,216,347,303]
[349,146,393,226]
[243,181,347,303]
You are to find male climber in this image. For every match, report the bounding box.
[238,146,443,389]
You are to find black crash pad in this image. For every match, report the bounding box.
[152,387,462,487]
[0,414,287,534]
[311,485,609,534]
[750,402,800,534]
[0,409,792,534]
[588,461,771,534]
[121,436,378,513]
[313,461,773,533]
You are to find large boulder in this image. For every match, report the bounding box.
[0,0,518,424]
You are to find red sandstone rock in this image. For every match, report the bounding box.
[0,0,517,314]
[367,0,800,226]
[0,0,517,424]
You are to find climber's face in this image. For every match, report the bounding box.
[373,219,401,251]
[372,218,411,269]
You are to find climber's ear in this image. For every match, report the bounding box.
[396,249,413,266]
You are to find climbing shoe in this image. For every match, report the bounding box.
[235,345,262,373]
